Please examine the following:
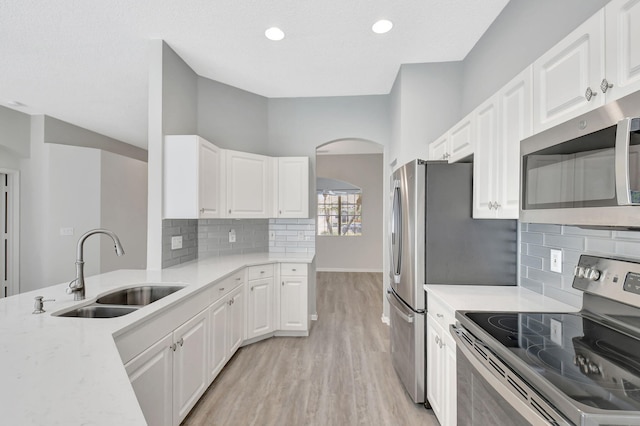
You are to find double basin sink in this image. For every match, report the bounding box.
[56,285,185,318]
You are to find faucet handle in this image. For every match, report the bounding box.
[33,296,56,314]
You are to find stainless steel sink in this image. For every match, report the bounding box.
[95,285,185,306]
[56,305,140,318]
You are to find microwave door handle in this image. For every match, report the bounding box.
[615,117,633,205]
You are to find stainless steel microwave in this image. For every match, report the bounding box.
[520,91,640,228]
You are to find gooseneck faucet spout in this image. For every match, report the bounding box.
[67,229,125,301]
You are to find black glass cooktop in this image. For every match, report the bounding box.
[464,311,640,412]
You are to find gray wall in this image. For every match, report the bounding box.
[0,105,30,159]
[316,154,383,271]
[390,63,463,166]
[461,0,611,115]
[44,116,147,161]
[197,78,269,154]
[267,96,391,157]
[520,223,640,308]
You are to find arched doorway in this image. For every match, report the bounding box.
[315,139,384,272]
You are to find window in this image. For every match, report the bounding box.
[317,192,362,236]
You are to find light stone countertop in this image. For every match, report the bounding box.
[0,252,315,426]
[423,284,580,314]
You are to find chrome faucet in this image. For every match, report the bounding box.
[67,229,125,301]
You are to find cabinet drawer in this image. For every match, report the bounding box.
[248,264,274,281]
[427,294,456,328]
[280,263,307,276]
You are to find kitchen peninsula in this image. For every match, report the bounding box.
[0,252,314,425]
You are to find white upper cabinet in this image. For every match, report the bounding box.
[473,67,533,219]
[164,135,223,219]
[533,3,640,133]
[448,113,475,163]
[427,114,474,164]
[276,157,309,218]
[428,133,449,161]
[605,0,640,101]
[533,10,605,133]
[225,150,274,218]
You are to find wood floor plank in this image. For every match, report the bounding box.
[182,271,439,426]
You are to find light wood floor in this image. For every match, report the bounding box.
[182,272,438,426]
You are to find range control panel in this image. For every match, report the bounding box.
[573,255,640,306]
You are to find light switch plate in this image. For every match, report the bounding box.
[229,229,236,243]
[171,236,183,250]
[550,318,562,346]
[550,249,562,273]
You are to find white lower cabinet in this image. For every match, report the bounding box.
[279,263,309,332]
[246,265,275,340]
[426,315,456,426]
[208,283,244,381]
[124,309,208,426]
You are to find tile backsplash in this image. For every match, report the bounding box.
[198,219,269,256]
[162,217,316,268]
[269,218,316,255]
[520,223,640,308]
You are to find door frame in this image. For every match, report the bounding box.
[0,169,20,297]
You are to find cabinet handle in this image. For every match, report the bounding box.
[436,313,444,318]
[435,335,440,345]
[488,202,494,210]
[292,268,297,272]
[251,286,254,291]
[219,287,225,292]
[282,281,285,286]
[229,209,232,214]
[494,202,501,209]
[170,343,177,351]
[585,87,598,101]
[236,277,241,281]
[260,271,265,274]
[200,208,205,213]
[177,338,184,347]
[279,210,282,215]
[600,78,613,93]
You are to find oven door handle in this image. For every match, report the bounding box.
[450,324,571,426]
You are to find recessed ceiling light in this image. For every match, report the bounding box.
[372,19,393,34]
[265,27,285,41]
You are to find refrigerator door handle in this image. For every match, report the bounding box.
[391,179,402,284]
[386,289,414,323]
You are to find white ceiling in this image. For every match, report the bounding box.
[0,0,509,148]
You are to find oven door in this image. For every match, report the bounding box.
[451,324,571,426]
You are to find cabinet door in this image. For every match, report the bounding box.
[473,97,498,219]
[199,140,222,218]
[426,316,445,423]
[227,285,245,355]
[277,157,309,218]
[226,150,273,218]
[448,114,474,163]
[605,0,640,101]
[164,135,199,219]
[280,276,308,331]
[533,10,605,133]
[496,67,533,219]
[125,333,173,426]
[247,278,274,339]
[208,297,228,382]
[173,309,208,425]
[443,330,457,426]
[429,134,449,161]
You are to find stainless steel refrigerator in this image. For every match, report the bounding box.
[386,160,517,404]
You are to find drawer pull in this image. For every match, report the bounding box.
[235,277,241,281]
[436,313,444,318]
[219,287,225,291]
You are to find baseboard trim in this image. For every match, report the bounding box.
[381,315,390,326]
[316,267,383,273]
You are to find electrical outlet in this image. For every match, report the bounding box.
[550,318,563,346]
[297,231,305,240]
[269,231,276,241]
[550,249,562,273]
[171,236,183,250]
[59,227,74,236]
[229,229,236,243]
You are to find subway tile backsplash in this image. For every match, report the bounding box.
[520,223,640,308]
[269,218,316,255]
[161,217,316,268]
